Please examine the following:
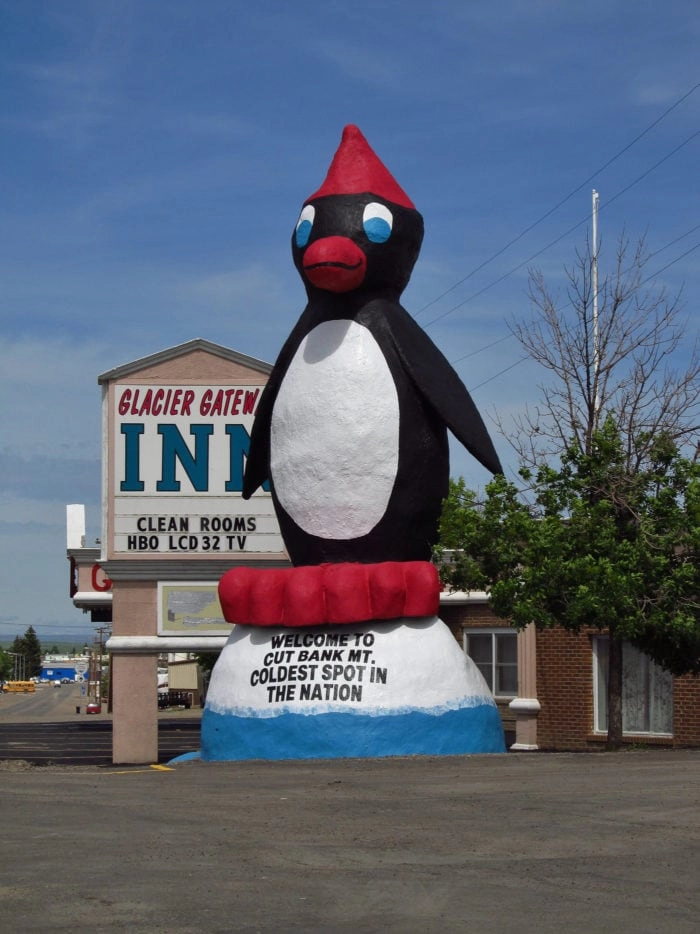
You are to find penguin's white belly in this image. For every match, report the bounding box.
[270,319,400,539]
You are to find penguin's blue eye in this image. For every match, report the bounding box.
[363,202,393,243]
[295,204,315,248]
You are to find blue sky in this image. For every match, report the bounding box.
[1,0,698,643]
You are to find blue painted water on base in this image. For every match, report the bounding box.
[200,703,505,761]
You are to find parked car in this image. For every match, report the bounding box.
[86,701,102,714]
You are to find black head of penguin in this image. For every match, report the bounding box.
[291,193,424,302]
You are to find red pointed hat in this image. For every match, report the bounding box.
[306,125,415,209]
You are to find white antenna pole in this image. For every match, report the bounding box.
[592,189,600,423]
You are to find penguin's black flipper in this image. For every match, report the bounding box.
[380,304,503,475]
[242,307,316,499]
[241,376,274,499]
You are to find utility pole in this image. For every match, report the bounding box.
[592,189,600,423]
[93,625,111,704]
[8,652,25,681]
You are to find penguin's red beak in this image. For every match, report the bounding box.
[302,236,366,292]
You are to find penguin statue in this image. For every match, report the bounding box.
[200,126,506,761]
[243,124,502,566]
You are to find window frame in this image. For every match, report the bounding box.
[592,636,673,737]
[462,628,518,699]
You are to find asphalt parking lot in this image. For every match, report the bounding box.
[1,745,698,933]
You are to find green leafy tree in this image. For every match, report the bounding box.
[193,651,219,679]
[437,424,699,748]
[10,626,43,679]
[452,229,699,749]
[0,647,13,682]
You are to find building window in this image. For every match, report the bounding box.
[593,637,673,736]
[463,630,518,697]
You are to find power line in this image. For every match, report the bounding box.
[644,240,700,283]
[451,332,515,365]
[648,223,700,260]
[424,126,700,330]
[424,214,588,328]
[458,237,700,393]
[417,80,700,319]
[448,224,700,371]
[601,128,700,213]
[469,355,531,392]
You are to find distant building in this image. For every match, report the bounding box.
[40,656,89,682]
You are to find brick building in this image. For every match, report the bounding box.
[441,591,700,751]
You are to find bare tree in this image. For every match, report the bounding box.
[500,233,699,474]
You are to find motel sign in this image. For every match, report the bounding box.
[100,342,284,558]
